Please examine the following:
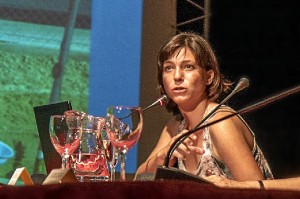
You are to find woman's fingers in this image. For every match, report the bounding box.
[172,142,189,160]
[170,129,205,160]
[174,130,197,146]
[188,146,205,155]
[172,143,205,160]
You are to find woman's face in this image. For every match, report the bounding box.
[162,47,213,110]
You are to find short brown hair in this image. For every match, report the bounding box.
[157,32,232,115]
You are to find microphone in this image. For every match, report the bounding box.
[155,83,300,183]
[120,95,169,120]
[232,77,250,93]
[163,77,250,167]
[141,95,169,112]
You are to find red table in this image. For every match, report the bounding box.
[0,180,299,199]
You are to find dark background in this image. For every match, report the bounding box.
[178,0,300,179]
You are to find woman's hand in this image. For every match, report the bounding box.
[135,127,205,176]
[155,129,204,166]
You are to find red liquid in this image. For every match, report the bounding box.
[107,130,141,151]
[70,153,109,176]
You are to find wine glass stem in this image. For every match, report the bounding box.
[109,149,118,181]
[61,153,70,169]
[110,165,116,182]
[119,152,126,181]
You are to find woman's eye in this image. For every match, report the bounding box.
[163,65,173,72]
[182,64,195,71]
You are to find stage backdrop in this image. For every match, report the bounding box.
[88,1,143,173]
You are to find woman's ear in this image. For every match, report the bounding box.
[206,70,214,85]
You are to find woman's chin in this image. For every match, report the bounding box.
[172,96,189,104]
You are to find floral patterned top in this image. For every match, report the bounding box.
[177,105,274,180]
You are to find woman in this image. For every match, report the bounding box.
[135,32,273,181]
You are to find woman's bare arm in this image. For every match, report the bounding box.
[205,175,300,191]
[209,111,264,181]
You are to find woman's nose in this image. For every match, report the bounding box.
[174,67,183,80]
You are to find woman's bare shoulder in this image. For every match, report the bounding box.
[208,105,246,137]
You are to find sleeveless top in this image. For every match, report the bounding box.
[177,105,274,180]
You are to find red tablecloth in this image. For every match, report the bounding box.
[0,180,299,199]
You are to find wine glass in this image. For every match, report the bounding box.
[105,106,143,181]
[101,128,118,182]
[49,114,82,169]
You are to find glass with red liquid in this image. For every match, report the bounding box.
[49,114,82,169]
[106,106,143,181]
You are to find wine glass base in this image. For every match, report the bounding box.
[76,175,110,182]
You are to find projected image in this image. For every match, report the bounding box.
[0,0,91,183]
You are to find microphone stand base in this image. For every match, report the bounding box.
[154,166,212,184]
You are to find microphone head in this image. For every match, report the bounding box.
[141,95,169,112]
[233,77,250,93]
[159,95,169,106]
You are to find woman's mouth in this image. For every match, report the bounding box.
[172,87,187,94]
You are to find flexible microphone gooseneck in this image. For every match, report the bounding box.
[163,77,250,167]
[142,95,169,112]
[155,83,300,183]
[120,95,169,120]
